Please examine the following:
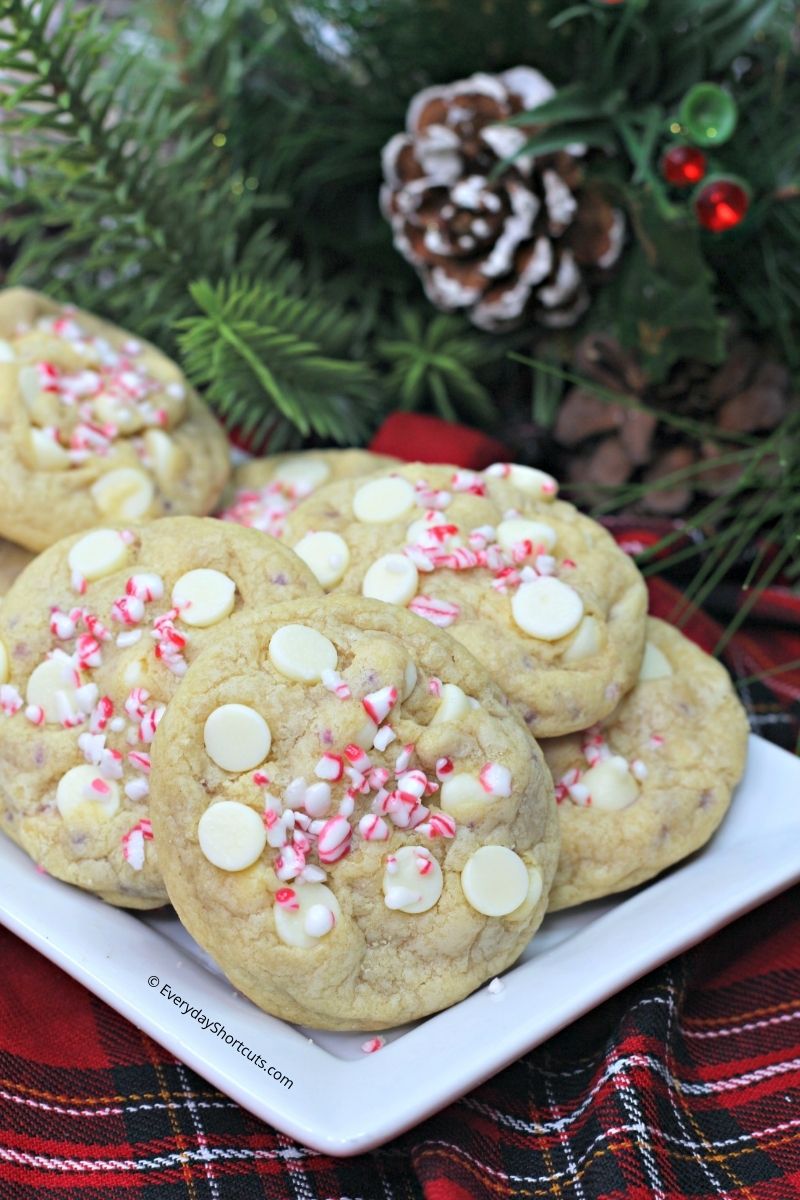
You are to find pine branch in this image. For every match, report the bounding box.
[376,309,500,424]
[0,0,379,448]
[176,276,380,451]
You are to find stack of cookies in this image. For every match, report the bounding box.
[0,288,749,1031]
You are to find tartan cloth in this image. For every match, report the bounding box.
[1,417,799,1199]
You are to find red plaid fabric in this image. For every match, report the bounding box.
[1,415,799,1199]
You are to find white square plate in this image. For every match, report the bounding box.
[1,733,798,1157]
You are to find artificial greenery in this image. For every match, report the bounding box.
[0,0,798,618]
[0,0,797,439]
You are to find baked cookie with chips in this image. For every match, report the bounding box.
[149,595,558,1030]
[0,288,231,551]
[284,461,647,736]
[543,618,749,910]
[0,517,321,906]
[219,449,399,540]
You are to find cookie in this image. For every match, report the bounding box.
[0,539,34,597]
[543,618,749,911]
[0,288,231,551]
[0,517,321,907]
[283,462,647,735]
[219,449,399,539]
[149,595,559,1030]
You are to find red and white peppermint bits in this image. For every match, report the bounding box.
[316,815,352,864]
[121,818,154,871]
[358,814,391,842]
[479,762,512,797]
[417,811,456,839]
[408,595,460,627]
[275,887,300,910]
[314,752,344,782]
[435,756,454,781]
[125,573,164,603]
[451,469,486,496]
[362,685,398,725]
[344,743,372,772]
[110,595,145,626]
[321,669,351,700]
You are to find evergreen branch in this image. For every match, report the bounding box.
[176,277,380,450]
[376,309,500,424]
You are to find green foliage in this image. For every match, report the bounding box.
[377,310,499,424]
[611,192,726,381]
[0,0,797,449]
[504,0,799,380]
[177,272,378,450]
[0,0,384,444]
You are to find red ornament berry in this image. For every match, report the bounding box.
[694,179,750,233]
[661,144,707,187]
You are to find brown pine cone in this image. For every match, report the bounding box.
[551,332,796,514]
[380,68,624,331]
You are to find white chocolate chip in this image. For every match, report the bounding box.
[353,476,415,523]
[526,865,544,909]
[582,757,639,811]
[18,365,43,407]
[56,765,120,822]
[91,467,155,520]
[496,518,557,552]
[362,553,418,605]
[0,339,15,362]
[204,704,271,772]
[29,427,70,470]
[0,640,7,684]
[461,846,529,916]
[294,531,350,589]
[27,656,85,724]
[198,800,267,871]
[274,883,341,947]
[143,429,184,486]
[123,656,147,688]
[511,577,584,641]
[274,456,331,491]
[639,641,673,681]
[402,660,418,700]
[68,529,129,582]
[268,624,337,682]
[382,846,443,913]
[172,569,236,627]
[487,462,558,501]
[440,773,492,820]
[431,683,476,725]
[562,615,600,663]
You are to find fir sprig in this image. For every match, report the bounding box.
[177,274,378,450]
[0,0,380,445]
[377,310,499,424]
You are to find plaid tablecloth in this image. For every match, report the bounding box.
[1,416,799,1199]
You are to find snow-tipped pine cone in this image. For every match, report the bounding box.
[380,67,625,332]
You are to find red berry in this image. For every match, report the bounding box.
[661,144,707,187]
[695,179,750,233]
